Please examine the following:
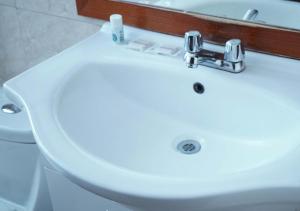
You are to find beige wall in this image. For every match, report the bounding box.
[0,0,104,82]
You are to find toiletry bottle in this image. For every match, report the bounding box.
[110,14,125,44]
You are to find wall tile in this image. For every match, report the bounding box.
[0,0,104,82]
[18,10,101,70]
[16,0,104,25]
[0,6,28,80]
[16,0,48,12]
[0,0,15,7]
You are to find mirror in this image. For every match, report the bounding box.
[119,0,300,31]
[76,0,300,59]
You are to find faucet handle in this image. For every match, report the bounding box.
[224,39,245,63]
[184,31,203,53]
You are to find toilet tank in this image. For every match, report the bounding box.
[0,88,34,144]
[0,88,38,206]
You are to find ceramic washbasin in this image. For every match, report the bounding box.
[4,23,300,211]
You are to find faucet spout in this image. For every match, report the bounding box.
[243,9,259,21]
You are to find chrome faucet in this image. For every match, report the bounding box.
[243,9,259,21]
[183,31,246,73]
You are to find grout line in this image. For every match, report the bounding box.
[14,6,104,26]
[0,3,16,8]
[15,3,31,73]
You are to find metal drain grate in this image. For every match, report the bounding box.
[177,140,201,154]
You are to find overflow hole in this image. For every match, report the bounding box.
[193,82,205,94]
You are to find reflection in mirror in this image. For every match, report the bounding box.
[119,0,300,30]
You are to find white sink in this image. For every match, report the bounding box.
[4,23,300,211]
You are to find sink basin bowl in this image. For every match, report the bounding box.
[57,61,299,179]
[4,24,300,211]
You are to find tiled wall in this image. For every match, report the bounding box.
[0,0,104,82]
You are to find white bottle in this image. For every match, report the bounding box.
[110,14,125,44]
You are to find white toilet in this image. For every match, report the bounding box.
[0,88,52,211]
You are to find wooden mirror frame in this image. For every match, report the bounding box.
[76,0,300,59]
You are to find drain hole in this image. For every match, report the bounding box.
[193,82,205,94]
[1,104,22,114]
[177,140,201,154]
